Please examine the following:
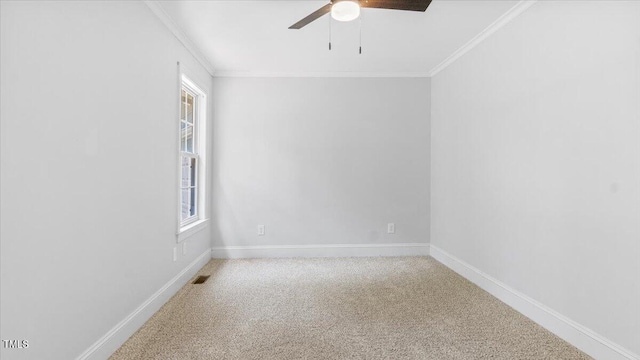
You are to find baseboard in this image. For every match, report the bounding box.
[429,245,639,360]
[211,243,430,259]
[76,248,212,360]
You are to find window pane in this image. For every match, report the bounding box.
[190,157,197,187]
[186,93,194,123]
[181,188,190,221]
[185,124,194,153]
[180,123,186,152]
[180,156,197,222]
[190,187,196,217]
[181,123,194,153]
[181,90,186,121]
[181,156,191,187]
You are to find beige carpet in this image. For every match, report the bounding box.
[111,257,591,360]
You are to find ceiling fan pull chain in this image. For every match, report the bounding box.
[329,16,332,50]
[359,14,362,54]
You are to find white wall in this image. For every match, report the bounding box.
[0,2,212,359]
[212,77,430,254]
[431,0,640,357]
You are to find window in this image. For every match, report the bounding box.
[179,77,205,228]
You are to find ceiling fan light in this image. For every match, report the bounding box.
[331,1,361,22]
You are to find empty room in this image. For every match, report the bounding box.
[1,0,638,359]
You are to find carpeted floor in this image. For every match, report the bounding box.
[110,257,591,360]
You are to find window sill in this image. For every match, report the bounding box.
[177,218,209,243]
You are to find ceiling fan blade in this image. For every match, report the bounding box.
[360,0,432,12]
[289,4,332,29]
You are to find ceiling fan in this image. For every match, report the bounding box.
[289,0,433,29]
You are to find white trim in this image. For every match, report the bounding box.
[75,248,212,360]
[180,152,198,159]
[429,245,640,360]
[143,1,216,76]
[427,0,537,77]
[181,74,207,96]
[213,71,432,78]
[177,218,209,242]
[177,74,208,241]
[144,0,536,79]
[211,243,430,259]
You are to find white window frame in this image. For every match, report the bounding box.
[177,74,208,241]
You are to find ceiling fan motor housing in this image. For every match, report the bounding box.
[331,1,361,22]
[288,0,431,29]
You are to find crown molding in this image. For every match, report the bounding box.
[143,0,216,76]
[144,0,536,79]
[428,0,537,77]
[213,71,431,78]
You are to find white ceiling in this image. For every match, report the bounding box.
[156,0,519,76]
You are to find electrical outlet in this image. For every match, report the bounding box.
[182,241,187,255]
[387,223,395,234]
[258,225,265,236]
[173,247,178,262]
